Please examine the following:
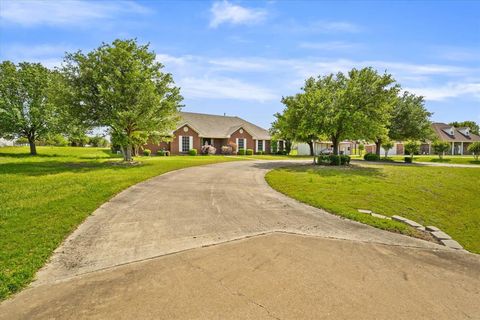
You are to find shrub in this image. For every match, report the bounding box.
[237,148,246,155]
[256,151,264,155]
[246,149,253,155]
[468,142,480,160]
[221,145,233,155]
[364,152,380,161]
[143,149,151,156]
[404,140,420,159]
[157,150,169,156]
[228,142,237,153]
[432,141,450,159]
[316,154,350,166]
[276,150,287,155]
[188,149,197,156]
[201,145,216,155]
[404,157,413,163]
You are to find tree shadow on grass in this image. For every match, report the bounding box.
[430,158,451,163]
[0,160,154,176]
[0,152,62,159]
[279,164,386,178]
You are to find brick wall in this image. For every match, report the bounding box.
[229,128,254,152]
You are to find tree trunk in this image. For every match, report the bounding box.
[28,137,37,155]
[375,140,382,157]
[124,144,133,162]
[332,137,339,155]
[307,141,314,156]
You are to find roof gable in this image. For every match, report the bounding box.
[432,123,480,142]
[177,112,271,140]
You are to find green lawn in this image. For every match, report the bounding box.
[390,155,480,165]
[266,164,480,253]
[353,154,480,165]
[247,155,313,160]
[0,146,239,300]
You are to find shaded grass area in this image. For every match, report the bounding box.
[243,155,313,160]
[0,146,240,299]
[388,155,479,165]
[266,164,480,253]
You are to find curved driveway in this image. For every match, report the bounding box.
[2,160,480,319]
[35,160,443,283]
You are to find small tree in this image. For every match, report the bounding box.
[432,141,450,159]
[358,144,365,156]
[404,140,420,160]
[382,140,395,158]
[468,142,480,160]
[0,61,60,155]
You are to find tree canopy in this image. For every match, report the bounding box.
[276,67,399,155]
[449,121,479,135]
[0,61,61,155]
[61,39,183,161]
[389,91,433,142]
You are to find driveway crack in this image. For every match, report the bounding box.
[179,256,282,320]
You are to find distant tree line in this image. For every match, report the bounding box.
[0,39,183,161]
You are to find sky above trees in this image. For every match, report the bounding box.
[1,0,479,128]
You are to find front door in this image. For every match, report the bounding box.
[202,138,212,146]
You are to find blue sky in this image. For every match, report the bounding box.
[1,0,479,129]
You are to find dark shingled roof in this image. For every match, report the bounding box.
[176,112,271,140]
[432,123,480,142]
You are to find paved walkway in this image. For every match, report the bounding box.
[2,160,479,319]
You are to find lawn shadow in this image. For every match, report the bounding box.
[0,152,63,159]
[271,163,386,178]
[430,158,451,163]
[0,160,154,176]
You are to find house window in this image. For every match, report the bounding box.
[258,140,264,152]
[182,136,190,152]
[238,138,245,149]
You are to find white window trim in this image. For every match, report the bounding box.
[189,136,193,151]
[179,135,182,152]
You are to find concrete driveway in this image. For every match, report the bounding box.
[2,160,479,319]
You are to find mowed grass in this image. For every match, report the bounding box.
[0,146,240,299]
[391,155,480,165]
[266,164,480,253]
[247,155,313,160]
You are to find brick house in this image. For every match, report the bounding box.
[422,123,480,155]
[143,112,274,155]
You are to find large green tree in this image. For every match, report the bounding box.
[449,121,479,135]
[304,68,399,154]
[62,39,183,161]
[0,61,60,155]
[273,93,320,156]
[389,92,433,142]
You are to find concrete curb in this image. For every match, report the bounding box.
[358,210,465,251]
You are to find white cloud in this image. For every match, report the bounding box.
[311,21,362,33]
[405,83,480,101]
[134,52,480,103]
[0,0,149,27]
[299,41,358,51]
[209,1,267,28]
[180,77,277,102]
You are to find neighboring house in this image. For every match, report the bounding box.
[0,138,14,147]
[297,141,357,155]
[143,112,275,155]
[423,123,480,155]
